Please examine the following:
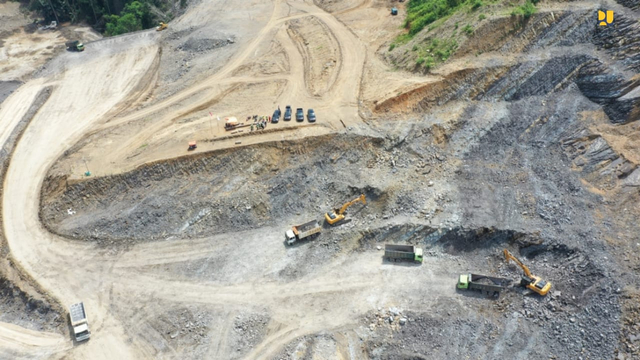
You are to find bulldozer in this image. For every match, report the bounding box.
[156,22,168,31]
[325,194,366,225]
[503,249,551,296]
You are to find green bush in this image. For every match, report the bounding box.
[511,1,537,18]
[412,44,418,51]
[472,0,483,10]
[463,24,473,35]
[416,57,426,65]
[389,43,396,51]
[479,13,486,20]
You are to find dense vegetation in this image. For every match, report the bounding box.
[404,0,478,37]
[22,0,178,35]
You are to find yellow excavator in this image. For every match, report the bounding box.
[503,249,551,296]
[156,22,168,31]
[325,194,366,225]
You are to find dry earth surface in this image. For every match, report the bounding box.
[0,0,640,358]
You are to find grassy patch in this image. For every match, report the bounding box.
[462,24,474,35]
[471,0,483,10]
[414,38,458,70]
[478,13,486,20]
[403,0,476,38]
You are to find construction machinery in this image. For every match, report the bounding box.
[324,194,366,225]
[503,249,551,296]
[224,117,249,130]
[188,141,197,151]
[65,40,85,52]
[457,273,511,297]
[285,220,322,245]
[69,302,90,342]
[384,244,423,263]
[156,22,168,31]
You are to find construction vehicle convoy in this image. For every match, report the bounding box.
[156,22,168,31]
[65,40,85,52]
[384,244,423,263]
[503,249,551,296]
[69,302,90,342]
[457,273,511,297]
[325,194,366,225]
[286,220,322,245]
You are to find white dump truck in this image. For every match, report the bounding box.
[69,302,90,342]
[285,220,322,245]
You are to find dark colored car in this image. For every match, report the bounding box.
[307,109,316,122]
[284,105,292,121]
[272,108,281,123]
[296,108,304,122]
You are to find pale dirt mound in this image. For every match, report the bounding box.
[286,16,341,97]
[232,38,290,77]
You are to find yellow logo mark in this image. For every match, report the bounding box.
[598,10,614,26]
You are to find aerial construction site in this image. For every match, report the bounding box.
[0,0,639,358]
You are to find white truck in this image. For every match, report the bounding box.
[285,220,322,245]
[69,302,90,342]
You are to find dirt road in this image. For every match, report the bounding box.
[0,0,454,358]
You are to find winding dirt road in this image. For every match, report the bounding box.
[0,0,455,358]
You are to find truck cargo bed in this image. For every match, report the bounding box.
[69,303,87,324]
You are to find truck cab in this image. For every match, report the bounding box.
[285,230,296,245]
[73,323,91,342]
[457,274,470,289]
[414,247,423,262]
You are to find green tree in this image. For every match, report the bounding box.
[105,12,141,35]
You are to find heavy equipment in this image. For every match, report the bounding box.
[188,141,197,151]
[69,302,90,341]
[503,249,551,296]
[224,117,249,130]
[65,40,85,52]
[285,220,322,245]
[325,194,366,225]
[384,244,423,263]
[156,22,168,31]
[457,273,511,297]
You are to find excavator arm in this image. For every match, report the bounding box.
[503,249,551,296]
[325,194,367,225]
[503,249,532,277]
[337,194,366,215]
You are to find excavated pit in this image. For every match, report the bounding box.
[41,133,441,244]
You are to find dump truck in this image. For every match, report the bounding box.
[457,273,511,297]
[384,244,423,263]
[285,220,322,245]
[69,302,90,342]
[65,40,85,52]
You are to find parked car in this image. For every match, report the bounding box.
[296,108,304,122]
[272,108,281,123]
[307,108,316,122]
[284,105,292,121]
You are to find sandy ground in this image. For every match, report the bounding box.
[0,0,638,358]
[0,0,420,357]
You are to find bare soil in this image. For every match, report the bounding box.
[0,0,639,358]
